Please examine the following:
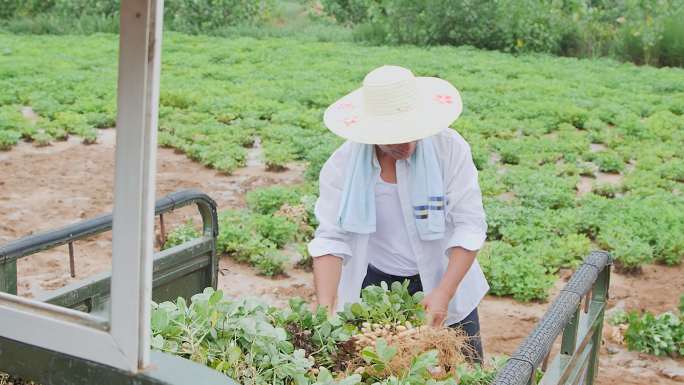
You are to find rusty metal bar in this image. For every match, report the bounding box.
[68,242,75,278]
[158,213,166,248]
[583,290,591,314]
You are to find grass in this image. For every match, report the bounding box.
[0,30,683,300]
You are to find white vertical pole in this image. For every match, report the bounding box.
[139,0,164,369]
[111,0,163,371]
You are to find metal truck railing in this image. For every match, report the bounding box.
[492,250,612,385]
[0,189,219,313]
[0,189,232,385]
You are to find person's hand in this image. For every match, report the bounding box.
[421,288,452,327]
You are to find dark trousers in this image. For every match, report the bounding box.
[361,264,484,364]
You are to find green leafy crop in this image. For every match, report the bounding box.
[624,311,684,357]
[340,281,426,327]
[612,295,684,358]
[0,129,20,150]
[251,213,298,248]
[478,241,555,302]
[246,186,301,215]
[151,288,313,385]
[162,220,201,250]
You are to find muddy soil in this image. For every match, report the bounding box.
[0,131,681,384]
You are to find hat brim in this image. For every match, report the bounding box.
[323,77,462,145]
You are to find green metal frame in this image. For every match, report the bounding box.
[492,251,612,385]
[0,189,231,385]
[38,238,215,314]
[0,334,236,385]
[0,189,219,312]
[0,260,17,296]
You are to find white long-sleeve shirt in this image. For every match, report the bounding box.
[308,129,489,324]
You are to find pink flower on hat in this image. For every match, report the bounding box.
[343,116,359,127]
[337,101,355,110]
[434,94,453,104]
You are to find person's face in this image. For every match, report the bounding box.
[377,141,417,160]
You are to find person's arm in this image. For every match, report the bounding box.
[313,255,343,310]
[307,145,352,313]
[422,133,487,326]
[422,247,477,326]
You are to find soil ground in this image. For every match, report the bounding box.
[1,129,682,384]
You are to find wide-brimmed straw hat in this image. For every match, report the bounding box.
[323,65,463,145]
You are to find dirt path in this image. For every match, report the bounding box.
[0,132,682,383]
[0,128,304,298]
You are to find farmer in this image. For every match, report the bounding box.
[308,65,489,363]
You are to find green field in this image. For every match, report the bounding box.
[1,31,684,302]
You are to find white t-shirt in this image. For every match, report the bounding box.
[367,176,419,277]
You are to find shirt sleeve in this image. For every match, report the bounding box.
[307,146,353,263]
[443,134,488,255]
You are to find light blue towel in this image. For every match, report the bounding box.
[336,143,378,234]
[336,138,445,241]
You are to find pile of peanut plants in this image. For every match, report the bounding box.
[151,282,502,385]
